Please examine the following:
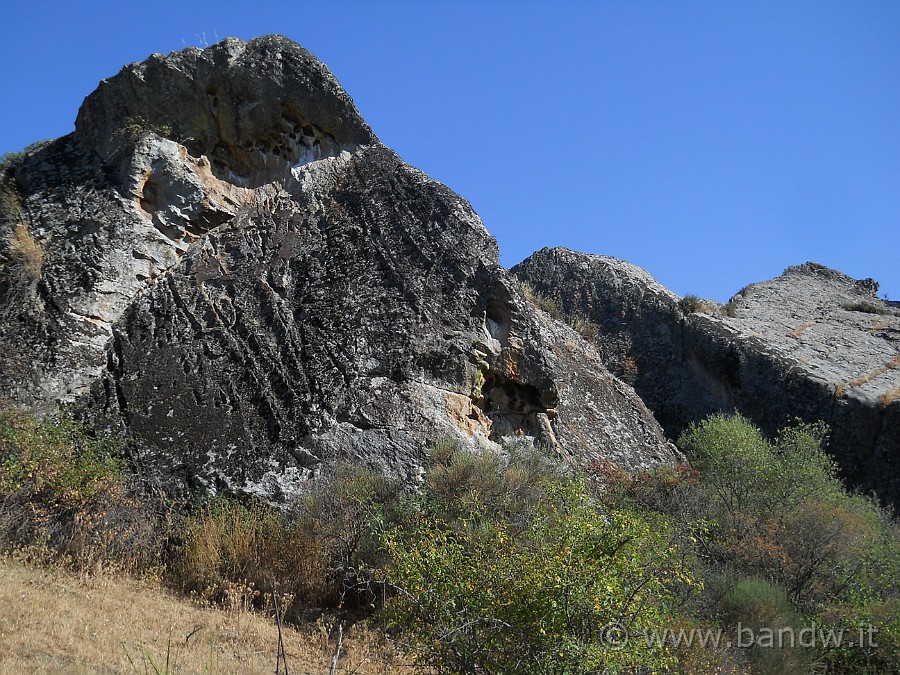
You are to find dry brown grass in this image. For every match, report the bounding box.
[880,386,900,408]
[7,223,43,277]
[520,281,565,321]
[789,321,816,338]
[869,319,892,334]
[0,557,410,674]
[836,355,900,399]
[847,355,900,389]
[1,223,44,311]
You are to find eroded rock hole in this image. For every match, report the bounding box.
[485,298,511,346]
[140,179,160,214]
[475,370,555,444]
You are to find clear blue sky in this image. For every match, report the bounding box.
[2,1,897,300]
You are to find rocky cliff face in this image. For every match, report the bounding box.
[514,248,900,507]
[0,37,678,500]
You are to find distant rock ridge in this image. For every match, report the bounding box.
[513,247,900,507]
[0,37,678,500]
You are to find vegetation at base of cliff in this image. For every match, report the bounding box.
[1,407,899,673]
[380,445,691,673]
[601,413,900,673]
[0,407,164,572]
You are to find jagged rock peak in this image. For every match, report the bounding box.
[75,35,377,186]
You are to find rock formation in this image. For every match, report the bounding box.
[514,248,900,507]
[0,37,678,500]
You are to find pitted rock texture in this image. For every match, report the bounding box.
[75,35,375,186]
[513,248,900,507]
[0,37,678,500]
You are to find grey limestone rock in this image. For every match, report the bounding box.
[0,37,678,500]
[513,248,900,507]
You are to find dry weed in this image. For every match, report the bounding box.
[789,321,815,338]
[879,387,900,408]
[1,223,43,310]
[836,354,900,399]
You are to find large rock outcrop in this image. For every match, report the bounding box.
[0,37,678,500]
[513,247,900,507]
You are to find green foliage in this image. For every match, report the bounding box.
[0,406,159,572]
[604,413,900,670]
[3,404,897,672]
[0,407,122,510]
[381,444,690,673]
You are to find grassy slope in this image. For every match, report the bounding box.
[0,557,408,674]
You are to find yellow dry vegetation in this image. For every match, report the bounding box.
[847,354,900,389]
[0,557,408,675]
[880,386,900,408]
[789,321,816,338]
[836,354,900,399]
[7,223,43,278]
[869,319,892,334]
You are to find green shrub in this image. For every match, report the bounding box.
[0,407,122,513]
[0,406,159,571]
[718,576,818,675]
[380,444,691,673]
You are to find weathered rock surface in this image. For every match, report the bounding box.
[0,37,678,500]
[513,248,900,506]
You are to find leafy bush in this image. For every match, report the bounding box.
[0,406,158,571]
[0,408,122,508]
[380,443,691,673]
[604,413,900,670]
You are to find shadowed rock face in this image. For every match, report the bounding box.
[514,248,900,507]
[0,37,678,500]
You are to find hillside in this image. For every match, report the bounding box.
[1,34,899,675]
[0,557,405,674]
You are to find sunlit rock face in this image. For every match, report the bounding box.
[514,248,900,508]
[74,35,375,187]
[0,36,679,500]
